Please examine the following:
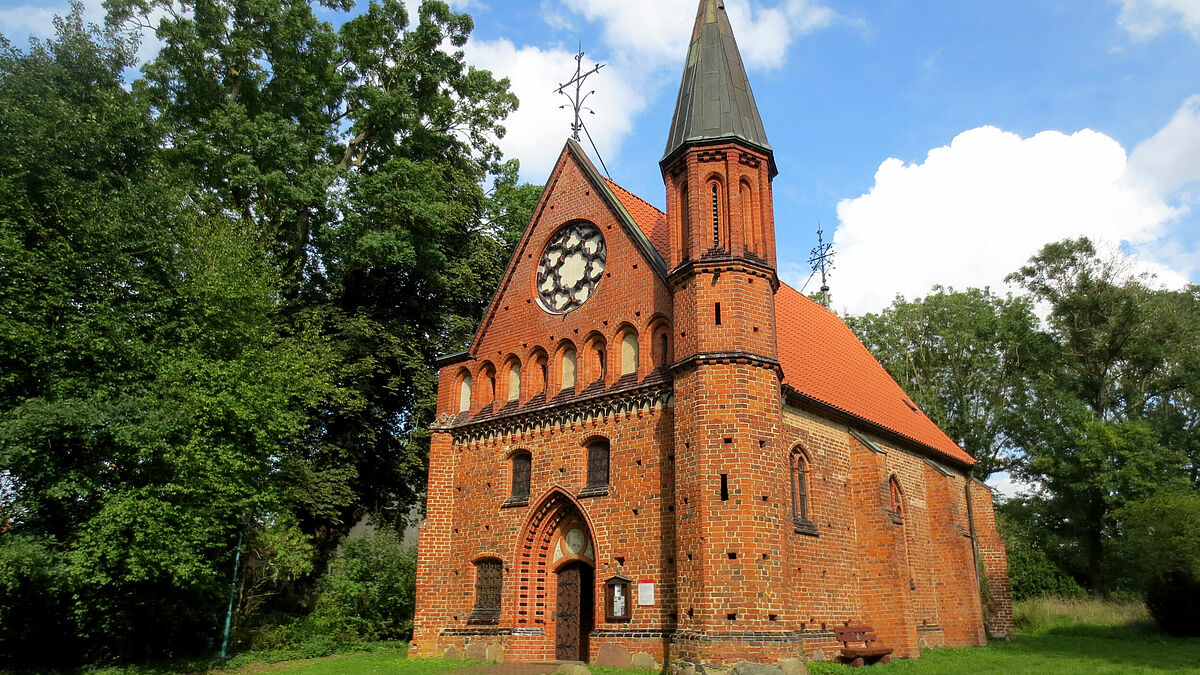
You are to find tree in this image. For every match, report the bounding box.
[847,287,1041,479]
[1004,238,1196,590]
[103,0,525,535]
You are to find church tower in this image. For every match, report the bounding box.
[663,0,797,663]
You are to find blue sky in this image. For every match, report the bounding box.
[2,0,1198,313]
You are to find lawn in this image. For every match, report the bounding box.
[196,626,1199,675]
[74,598,1200,675]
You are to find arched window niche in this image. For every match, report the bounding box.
[457,371,472,413]
[504,356,522,404]
[790,446,818,536]
[619,328,639,377]
[560,345,577,392]
[740,178,760,255]
[478,362,496,409]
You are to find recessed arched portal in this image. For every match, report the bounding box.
[512,488,597,662]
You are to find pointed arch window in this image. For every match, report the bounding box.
[888,476,904,524]
[790,448,818,536]
[469,558,502,625]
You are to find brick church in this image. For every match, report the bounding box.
[413,0,1014,667]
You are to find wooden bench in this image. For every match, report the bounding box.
[833,626,893,667]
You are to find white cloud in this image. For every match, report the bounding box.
[821,125,1189,315]
[0,4,59,43]
[1129,94,1200,194]
[465,38,646,182]
[0,1,167,66]
[559,0,836,71]
[1117,0,1200,41]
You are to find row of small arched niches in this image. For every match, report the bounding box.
[456,320,673,413]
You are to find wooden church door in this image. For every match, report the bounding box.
[555,562,594,661]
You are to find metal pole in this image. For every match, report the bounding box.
[219,530,244,666]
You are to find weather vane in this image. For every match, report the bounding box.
[808,225,835,307]
[555,43,611,177]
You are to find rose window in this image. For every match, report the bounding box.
[536,222,606,314]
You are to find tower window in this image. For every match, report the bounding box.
[712,184,720,248]
[715,302,722,326]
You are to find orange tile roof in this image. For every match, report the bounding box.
[602,178,972,465]
[605,178,670,259]
[775,283,975,465]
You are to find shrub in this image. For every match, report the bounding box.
[310,526,417,642]
[1144,571,1200,637]
[1122,491,1200,636]
[997,515,1085,601]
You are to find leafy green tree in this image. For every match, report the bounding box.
[1005,238,1196,590]
[103,0,525,535]
[847,287,1042,479]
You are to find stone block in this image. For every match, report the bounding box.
[632,652,658,671]
[596,643,633,668]
[485,642,505,663]
[556,664,591,675]
[731,663,784,675]
[809,649,826,663]
[776,658,808,675]
[670,663,697,675]
[442,645,462,660]
[465,641,487,662]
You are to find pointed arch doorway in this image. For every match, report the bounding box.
[513,488,597,662]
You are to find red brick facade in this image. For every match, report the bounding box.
[412,2,1012,666]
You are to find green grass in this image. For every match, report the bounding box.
[64,598,1200,675]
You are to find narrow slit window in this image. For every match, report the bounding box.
[720,473,729,501]
[715,302,722,326]
[711,184,720,248]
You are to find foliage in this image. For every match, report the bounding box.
[310,527,417,642]
[1121,491,1200,636]
[0,0,535,666]
[995,515,1084,601]
[847,287,1041,479]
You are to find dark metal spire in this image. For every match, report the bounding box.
[662,0,774,174]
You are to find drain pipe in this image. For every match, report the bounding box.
[964,468,986,629]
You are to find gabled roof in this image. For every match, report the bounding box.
[775,284,975,466]
[663,0,773,171]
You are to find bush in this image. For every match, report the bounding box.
[997,515,1085,601]
[1144,571,1200,637]
[310,526,417,642]
[1122,491,1200,636]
